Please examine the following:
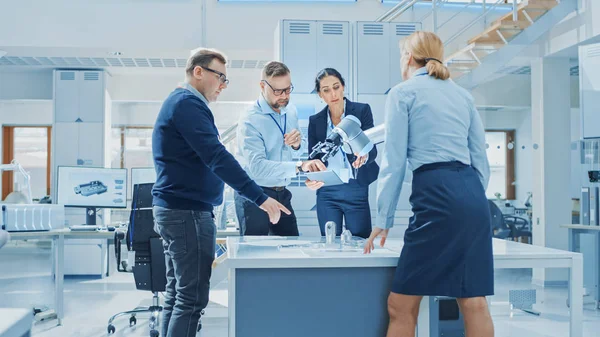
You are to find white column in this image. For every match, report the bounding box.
[531,57,572,286]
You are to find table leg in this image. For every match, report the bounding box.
[55,235,64,326]
[595,232,600,310]
[417,296,430,337]
[570,255,583,337]
[100,241,107,279]
[106,239,110,277]
[568,229,581,253]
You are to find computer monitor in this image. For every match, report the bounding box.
[130,168,156,200]
[57,166,127,226]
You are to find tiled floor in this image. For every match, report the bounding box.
[1,243,599,337]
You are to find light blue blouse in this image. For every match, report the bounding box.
[376,67,490,229]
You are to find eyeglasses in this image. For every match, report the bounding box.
[262,80,294,96]
[201,66,229,85]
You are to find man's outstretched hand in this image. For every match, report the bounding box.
[259,197,291,224]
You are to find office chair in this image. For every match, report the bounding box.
[488,200,532,243]
[108,183,166,337]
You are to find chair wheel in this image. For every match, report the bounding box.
[107,324,116,334]
[150,329,159,337]
[129,315,137,326]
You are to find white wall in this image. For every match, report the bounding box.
[0,0,203,50]
[0,70,53,100]
[541,0,600,57]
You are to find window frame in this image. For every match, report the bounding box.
[112,125,154,169]
[2,125,52,200]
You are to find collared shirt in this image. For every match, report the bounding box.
[326,100,351,183]
[376,67,490,229]
[181,82,209,106]
[236,94,306,187]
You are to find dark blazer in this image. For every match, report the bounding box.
[308,98,380,187]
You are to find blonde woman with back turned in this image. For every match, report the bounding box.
[364,31,494,337]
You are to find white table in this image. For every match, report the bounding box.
[5,227,241,326]
[561,224,600,309]
[0,308,33,337]
[226,236,584,337]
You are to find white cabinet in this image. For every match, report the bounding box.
[52,69,110,277]
[282,21,317,94]
[579,44,600,139]
[79,71,105,123]
[356,22,390,95]
[54,71,79,123]
[54,70,105,123]
[316,21,351,94]
[278,20,351,95]
[355,22,420,95]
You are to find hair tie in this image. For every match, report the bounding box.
[424,58,443,64]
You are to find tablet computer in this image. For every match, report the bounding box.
[305,170,344,186]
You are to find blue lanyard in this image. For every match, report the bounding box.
[258,99,287,137]
[269,113,286,137]
[415,72,428,77]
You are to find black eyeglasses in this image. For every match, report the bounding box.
[201,66,229,85]
[262,80,294,96]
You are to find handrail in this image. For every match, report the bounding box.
[436,1,482,31]
[375,0,412,22]
[384,0,420,22]
[220,123,238,140]
[443,0,506,47]
[417,0,450,25]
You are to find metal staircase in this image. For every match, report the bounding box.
[377,0,577,89]
[442,0,577,89]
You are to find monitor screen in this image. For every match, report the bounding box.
[130,167,156,200]
[57,166,128,208]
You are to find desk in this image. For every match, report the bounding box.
[226,237,584,337]
[561,224,600,309]
[0,308,33,337]
[7,227,241,326]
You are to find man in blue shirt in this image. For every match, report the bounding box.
[152,49,290,337]
[235,61,326,236]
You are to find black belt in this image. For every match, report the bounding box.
[263,186,286,192]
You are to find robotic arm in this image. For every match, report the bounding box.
[0,160,33,204]
[309,115,385,162]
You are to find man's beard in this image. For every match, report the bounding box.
[271,99,289,109]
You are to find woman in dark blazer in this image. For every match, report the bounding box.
[306,68,379,239]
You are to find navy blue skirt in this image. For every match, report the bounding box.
[391,161,494,298]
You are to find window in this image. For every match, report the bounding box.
[485,130,515,200]
[111,127,154,170]
[2,126,52,201]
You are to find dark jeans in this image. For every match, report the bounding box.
[234,187,299,236]
[153,206,216,337]
[316,180,372,239]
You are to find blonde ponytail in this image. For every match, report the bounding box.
[403,31,450,81]
[425,59,450,80]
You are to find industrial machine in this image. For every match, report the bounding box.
[309,115,384,162]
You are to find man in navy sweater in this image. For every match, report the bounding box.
[152,48,290,337]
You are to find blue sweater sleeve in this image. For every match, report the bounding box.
[173,98,268,206]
